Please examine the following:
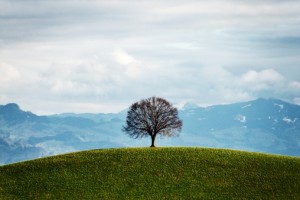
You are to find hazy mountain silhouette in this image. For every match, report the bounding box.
[0,98,299,165]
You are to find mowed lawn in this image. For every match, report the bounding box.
[0,147,299,199]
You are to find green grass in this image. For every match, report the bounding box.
[0,147,299,199]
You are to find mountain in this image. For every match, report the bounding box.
[0,104,126,165]
[180,98,300,156]
[0,98,299,165]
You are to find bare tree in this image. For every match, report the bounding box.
[122,97,182,147]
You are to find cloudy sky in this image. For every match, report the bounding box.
[1,0,300,114]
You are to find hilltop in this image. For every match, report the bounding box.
[0,148,299,199]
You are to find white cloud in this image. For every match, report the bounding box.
[113,48,143,78]
[242,69,284,83]
[0,63,20,84]
[241,69,284,91]
[113,48,137,66]
[0,0,300,113]
[161,1,300,18]
[51,80,76,95]
[236,69,300,102]
[289,81,300,92]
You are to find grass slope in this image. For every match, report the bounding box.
[0,147,300,199]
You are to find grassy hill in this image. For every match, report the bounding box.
[0,147,299,199]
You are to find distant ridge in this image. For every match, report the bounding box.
[0,98,299,165]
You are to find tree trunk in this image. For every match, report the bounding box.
[150,134,156,147]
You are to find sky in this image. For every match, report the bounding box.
[1,0,300,114]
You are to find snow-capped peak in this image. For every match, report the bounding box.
[235,114,246,123]
[282,117,297,124]
[242,104,252,109]
[274,103,284,110]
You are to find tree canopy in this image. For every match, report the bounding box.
[122,97,182,147]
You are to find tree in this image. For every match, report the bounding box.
[122,97,182,147]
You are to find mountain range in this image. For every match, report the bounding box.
[1,98,299,165]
